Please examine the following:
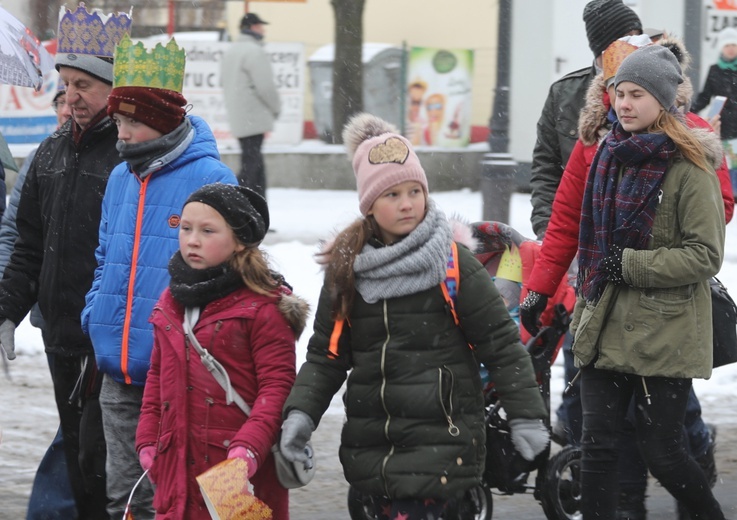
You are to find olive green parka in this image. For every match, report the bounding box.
[571,134,726,379]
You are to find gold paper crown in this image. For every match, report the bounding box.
[113,34,186,92]
[57,3,132,58]
[602,40,640,83]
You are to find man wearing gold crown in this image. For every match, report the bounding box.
[81,34,237,519]
[0,5,132,519]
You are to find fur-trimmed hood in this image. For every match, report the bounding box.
[578,34,695,147]
[278,290,310,340]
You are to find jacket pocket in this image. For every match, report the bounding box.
[572,286,616,366]
[629,288,696,360]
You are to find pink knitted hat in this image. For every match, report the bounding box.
[343,113,428,216]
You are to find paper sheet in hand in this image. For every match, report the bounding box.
[196,458,272,520]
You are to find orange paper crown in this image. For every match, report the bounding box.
[602,40,640,84]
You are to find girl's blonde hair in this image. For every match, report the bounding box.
[649,110,710,172]
[229,246,279,296]
[323,216,381,320]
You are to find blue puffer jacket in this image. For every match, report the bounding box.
[82,116,237,386]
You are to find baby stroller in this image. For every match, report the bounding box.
[346,222,581,520]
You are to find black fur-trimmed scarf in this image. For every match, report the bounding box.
[168,251,244,308]
[577,122,677,303]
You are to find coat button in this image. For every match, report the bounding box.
[223,439,230,447]
[440,476,448,485]
[625,324,634,331]
[569,129,576,136]
[456,457,463,466]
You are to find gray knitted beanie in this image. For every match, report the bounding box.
[583,0,642,57]
[614,45,683,109]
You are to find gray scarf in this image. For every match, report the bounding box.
[117,118,193,178]
[354,200,453,303]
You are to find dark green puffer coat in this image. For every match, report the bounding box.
[284,243,546,500]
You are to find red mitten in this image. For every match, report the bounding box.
[228,446,258,479]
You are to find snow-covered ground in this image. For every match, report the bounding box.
[7,188,737,422]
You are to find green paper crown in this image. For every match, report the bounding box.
[113,34,186,92]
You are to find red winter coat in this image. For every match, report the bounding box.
[136,285,307,519]
[527,70,734,298]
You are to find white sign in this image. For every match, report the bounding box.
[180,40,305,150]
[0,39,305,148]
[701,0,737,86]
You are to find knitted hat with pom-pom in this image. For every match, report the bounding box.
[342,113,428,216]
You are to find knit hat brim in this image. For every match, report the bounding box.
[185,183,269,245]
[55,53,114,84]
[107,86,187,135]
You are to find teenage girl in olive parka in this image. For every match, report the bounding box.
[279,114,548,519]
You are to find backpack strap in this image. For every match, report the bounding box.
[441,241,461,326]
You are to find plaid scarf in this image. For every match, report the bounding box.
[577,122,677,303]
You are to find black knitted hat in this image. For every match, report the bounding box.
[185,183,270,245]
[583,0,642,57]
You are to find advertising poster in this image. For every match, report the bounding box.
[405,47,474,148]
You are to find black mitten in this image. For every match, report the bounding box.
[600,244,625,285]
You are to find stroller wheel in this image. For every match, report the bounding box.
[347,485,377,520]
[539,446,582,520]
[444,485,493,520]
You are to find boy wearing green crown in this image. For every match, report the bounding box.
[0,5,133,519]
[81,34,236,518]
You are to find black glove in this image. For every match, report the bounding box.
[600,244,625,285]
[520,290,548,336]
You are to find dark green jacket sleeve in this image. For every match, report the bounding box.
[455,245,547,421]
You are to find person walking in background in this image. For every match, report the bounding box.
[521,34,729,519]
[573,45,726,520]
[279,113,549,520]
[692,26,737,195]
[136,183,308,519]
[0,5,132,518]
[80,35,237,519]
[0,86,77,520]
[221,12,281,197]
[528,0,643,462]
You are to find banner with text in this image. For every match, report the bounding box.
[0,40,305,148]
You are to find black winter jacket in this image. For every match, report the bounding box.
[692,63,737,139]
[530,66,595,238]
[284,243,546,500]
[0,115,119,355]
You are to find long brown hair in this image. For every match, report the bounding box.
[229,246,279,296]
[323,216,380,320]
[649,110,710,172]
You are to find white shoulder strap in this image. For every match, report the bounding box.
[183,307,252,416]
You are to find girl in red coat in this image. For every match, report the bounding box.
[136,183,309,519]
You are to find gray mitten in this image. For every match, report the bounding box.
[0,320,17,361]
[509,418,550,461]
[280,410,315,465]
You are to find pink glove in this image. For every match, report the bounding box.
[228,446,258,479]
[139,446,156,472]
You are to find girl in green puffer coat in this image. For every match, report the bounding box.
[279,113,548,520]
